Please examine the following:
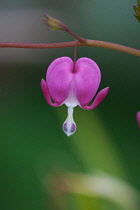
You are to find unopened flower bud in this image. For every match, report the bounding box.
[44,14,65,31]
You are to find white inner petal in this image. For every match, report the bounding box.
[64,88,79,108]
[62,84,79,136]
[62,107,76,137]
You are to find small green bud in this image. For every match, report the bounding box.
[44,14,65,31]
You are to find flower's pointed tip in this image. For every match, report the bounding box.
[41,78,48,92]
[136,111,140,129]
[64,132,74,137]
[105,86,109,94]
[41,78,46,85]
[62,121,76,137]
[97,86,110,100]
[102,86,109,92]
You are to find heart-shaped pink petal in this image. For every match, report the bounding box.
[47,56,74,105]
[73,57,101,107]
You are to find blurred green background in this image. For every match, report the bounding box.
[0,0,140,210]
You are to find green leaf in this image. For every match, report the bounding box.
[134,14,140,22]
[138,2,140,10]
[137,0,140,5]
[133,5,140,16]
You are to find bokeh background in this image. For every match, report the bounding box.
[0,0,140,210]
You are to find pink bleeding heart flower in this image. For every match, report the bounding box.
[41,57,109,136]
[136,111,140,129]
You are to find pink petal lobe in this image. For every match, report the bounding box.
[47,57,74,105]
[73,57,101,106]
[82,87,109,110]
[41,79,60,107]
[136,111,140,129]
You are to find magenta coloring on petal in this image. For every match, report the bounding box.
[73,57,101,107]
[136,111,140,129]
[47,57,74,105]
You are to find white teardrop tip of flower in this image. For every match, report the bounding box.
[62,120,76,136]
[62,107,77,137]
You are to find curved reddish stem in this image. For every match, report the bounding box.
[0,40,140,57]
